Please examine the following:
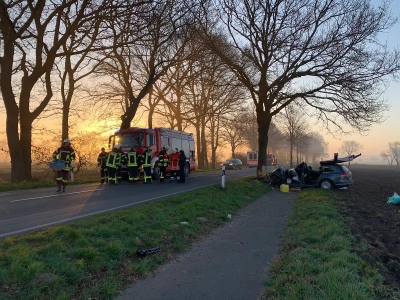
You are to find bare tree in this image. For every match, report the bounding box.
[380,142,399,166]
[340,140,363,166]
[95,0,198,130]
[240,110,258,151]
[200,0,400,177]
[56,11,107,141]
[221,112,248,158]
[0,0,109,182]
[380,151,395,166]
[340,140,363,156]
[278,103,308,168]
[151,46,196,131]
[185,56,245,168]
[304,133,328,164]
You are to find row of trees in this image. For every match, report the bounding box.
[381,142,400,165]
[1,0,399,181]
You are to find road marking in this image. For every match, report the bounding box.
[1,183,217,238]
[9,188,106,203]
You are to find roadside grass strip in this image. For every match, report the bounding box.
[261,189,389,300]
[0,177,267,300]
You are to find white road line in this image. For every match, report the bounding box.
[1,183,217,238]
[9,188,106,203]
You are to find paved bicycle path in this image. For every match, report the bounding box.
[115,189,296,300]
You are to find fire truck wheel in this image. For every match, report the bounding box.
[152,166,160,180]
[184,163,190,176]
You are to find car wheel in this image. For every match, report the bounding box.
[320,179,333,189]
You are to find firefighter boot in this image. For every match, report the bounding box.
[56,184,62,192]
[62,185,66,192]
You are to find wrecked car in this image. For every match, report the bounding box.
[269,153,361,190]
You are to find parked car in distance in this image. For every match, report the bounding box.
[222,158,242,170]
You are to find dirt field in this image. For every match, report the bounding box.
[337,164,400,293]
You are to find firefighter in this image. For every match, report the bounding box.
[158,151,168,183]
[142,147,153,184]
[106,145,121,185]
[137,148,145,181]
[127,146,139,184]
[159,146,168,157]
[52,138,75,192]
[117,145,127,184]
[169,148,180,182]
[178,150,187,183]
[97,147,108,183]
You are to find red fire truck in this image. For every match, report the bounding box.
[108,127,196,179]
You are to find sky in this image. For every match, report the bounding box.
[322,0,400,163]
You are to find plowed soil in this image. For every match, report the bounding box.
[337,164,400,294]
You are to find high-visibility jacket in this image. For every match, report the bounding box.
[158,155,168,167]
[127,150,138,167]
[53,146,75,171]
[106,150,120,168]
[143,151,152,167]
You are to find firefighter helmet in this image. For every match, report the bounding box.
[63,138,71,144]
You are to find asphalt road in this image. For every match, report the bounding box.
[0,168,256,238]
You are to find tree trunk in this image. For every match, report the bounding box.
[147,89,154,128]
[289,136,294,168]
[201,120,208,169]
[7,112,32,182]
[195,125,203,169]
[62,103,71,141]
[6,103,33,182]
[256,112,271,178]
[120,94,140,130]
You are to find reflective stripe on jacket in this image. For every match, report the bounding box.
[143,151,152,167]
[158,156,168,167]
[127,151,138,166]
[106,151,120,168]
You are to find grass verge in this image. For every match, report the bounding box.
[260,188,393,300]
[0,177,267,300]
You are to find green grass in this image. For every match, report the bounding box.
[1,181,396,299]
[260,189,395,300]
[0,177,268,300]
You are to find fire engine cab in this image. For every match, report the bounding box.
[108,127,196,179]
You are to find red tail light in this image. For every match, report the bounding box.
[340,173,349,177]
